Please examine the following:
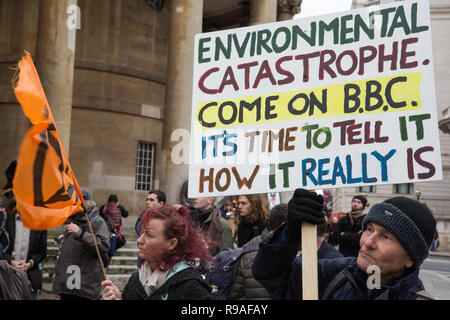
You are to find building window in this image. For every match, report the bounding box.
[357,186,375,193]
[364,1,380,7]
[135,142,155,191]
[394,183,413,195]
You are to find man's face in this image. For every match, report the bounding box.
[193,197,214,211]
[223,202,232,212]
[351,198,364,211]
[357,222,413,284]
[146,193,163,210]
[238,196,252,217]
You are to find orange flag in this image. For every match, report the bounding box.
[12,52,85,230]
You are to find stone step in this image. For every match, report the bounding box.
[42,262,137,277]
[106,274,133,291]
[110,256,138,266]
[45,235,138,248]
[113,247,139,256]
[44,255,138,266]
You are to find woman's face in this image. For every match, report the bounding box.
[238,196,252,217]
[137,218,177,269]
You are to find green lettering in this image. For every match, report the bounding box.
[292,23,316,48]
[198,37,211,64]
[319,18,339,46]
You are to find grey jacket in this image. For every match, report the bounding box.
[53,201,110,300]
[229,229,271,300]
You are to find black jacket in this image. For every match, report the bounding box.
[328,214,366,257]
[122,267,212,300]
[252,225,426,300]
[52,203,110,299]
[237,221,267,247]
[318,240,343,260]
[1,212,47,290]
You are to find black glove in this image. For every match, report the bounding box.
[286,188,325,243]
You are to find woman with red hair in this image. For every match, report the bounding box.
[101,204,213,300]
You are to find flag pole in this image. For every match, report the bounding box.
[301,222,318,300]
[84,211,108,281]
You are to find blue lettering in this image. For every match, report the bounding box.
[302,158,318,186]
[371,149,396,182]
[318,158,331,185]
[362,153,377,183]
[346,155,362,184]
[332,156,346,185]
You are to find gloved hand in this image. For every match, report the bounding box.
[286,188,325,243]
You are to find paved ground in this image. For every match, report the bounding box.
[420,252,450,300]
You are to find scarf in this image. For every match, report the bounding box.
[197,206,223,247]
[139,261,169,297]
[349,208,365,225]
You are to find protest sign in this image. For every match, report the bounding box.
[188,0,442,198]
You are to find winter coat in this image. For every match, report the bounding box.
[253,225,426,300]
[318,240,344,260]
[194,206,234,256]
[122,264,212,300]
[328,213,366,257]
[236,220,267,248]
[0,260,32,300]
[2,212,47,290]
[229,229,271,300]
[53,202,110,300]
[230,231,343,300]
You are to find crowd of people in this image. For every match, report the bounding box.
[0,166,441,300]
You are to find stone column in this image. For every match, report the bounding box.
[277,0,302,21]
[277,0,303,204]
[160,0,203,203]
[35,0,77,153]
[249,0,277,26]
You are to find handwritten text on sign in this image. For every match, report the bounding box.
[188,0,442,198]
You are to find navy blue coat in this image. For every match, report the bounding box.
[252,225,426,300]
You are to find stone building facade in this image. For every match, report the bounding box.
[0,0,301,221]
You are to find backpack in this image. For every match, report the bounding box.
[204,245,257,300]
[321,267,434,300]
[104,205,122,233]
[0,210,10,258]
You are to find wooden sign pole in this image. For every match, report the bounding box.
[301,222,318,300]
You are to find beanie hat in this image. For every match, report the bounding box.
[108,194,118,203]
[81,188,91,201]
[352,195,368,208]
[0,194,10,209]
[362,197,436,267]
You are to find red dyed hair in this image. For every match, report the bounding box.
[140,204,213,271]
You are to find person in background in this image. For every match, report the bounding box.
[99,194,129,257]
[219,196,237,238]
[328,195,368,257]
[317,218,344,260]
[191,197,233,256]
[136,190,166,237]
[99,194,129,227]
[52,188,110,300]
[235,194,269,247]
[0,193,47,300]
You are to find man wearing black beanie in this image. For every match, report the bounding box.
[253,189,437,300]
[328,194,368,257]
